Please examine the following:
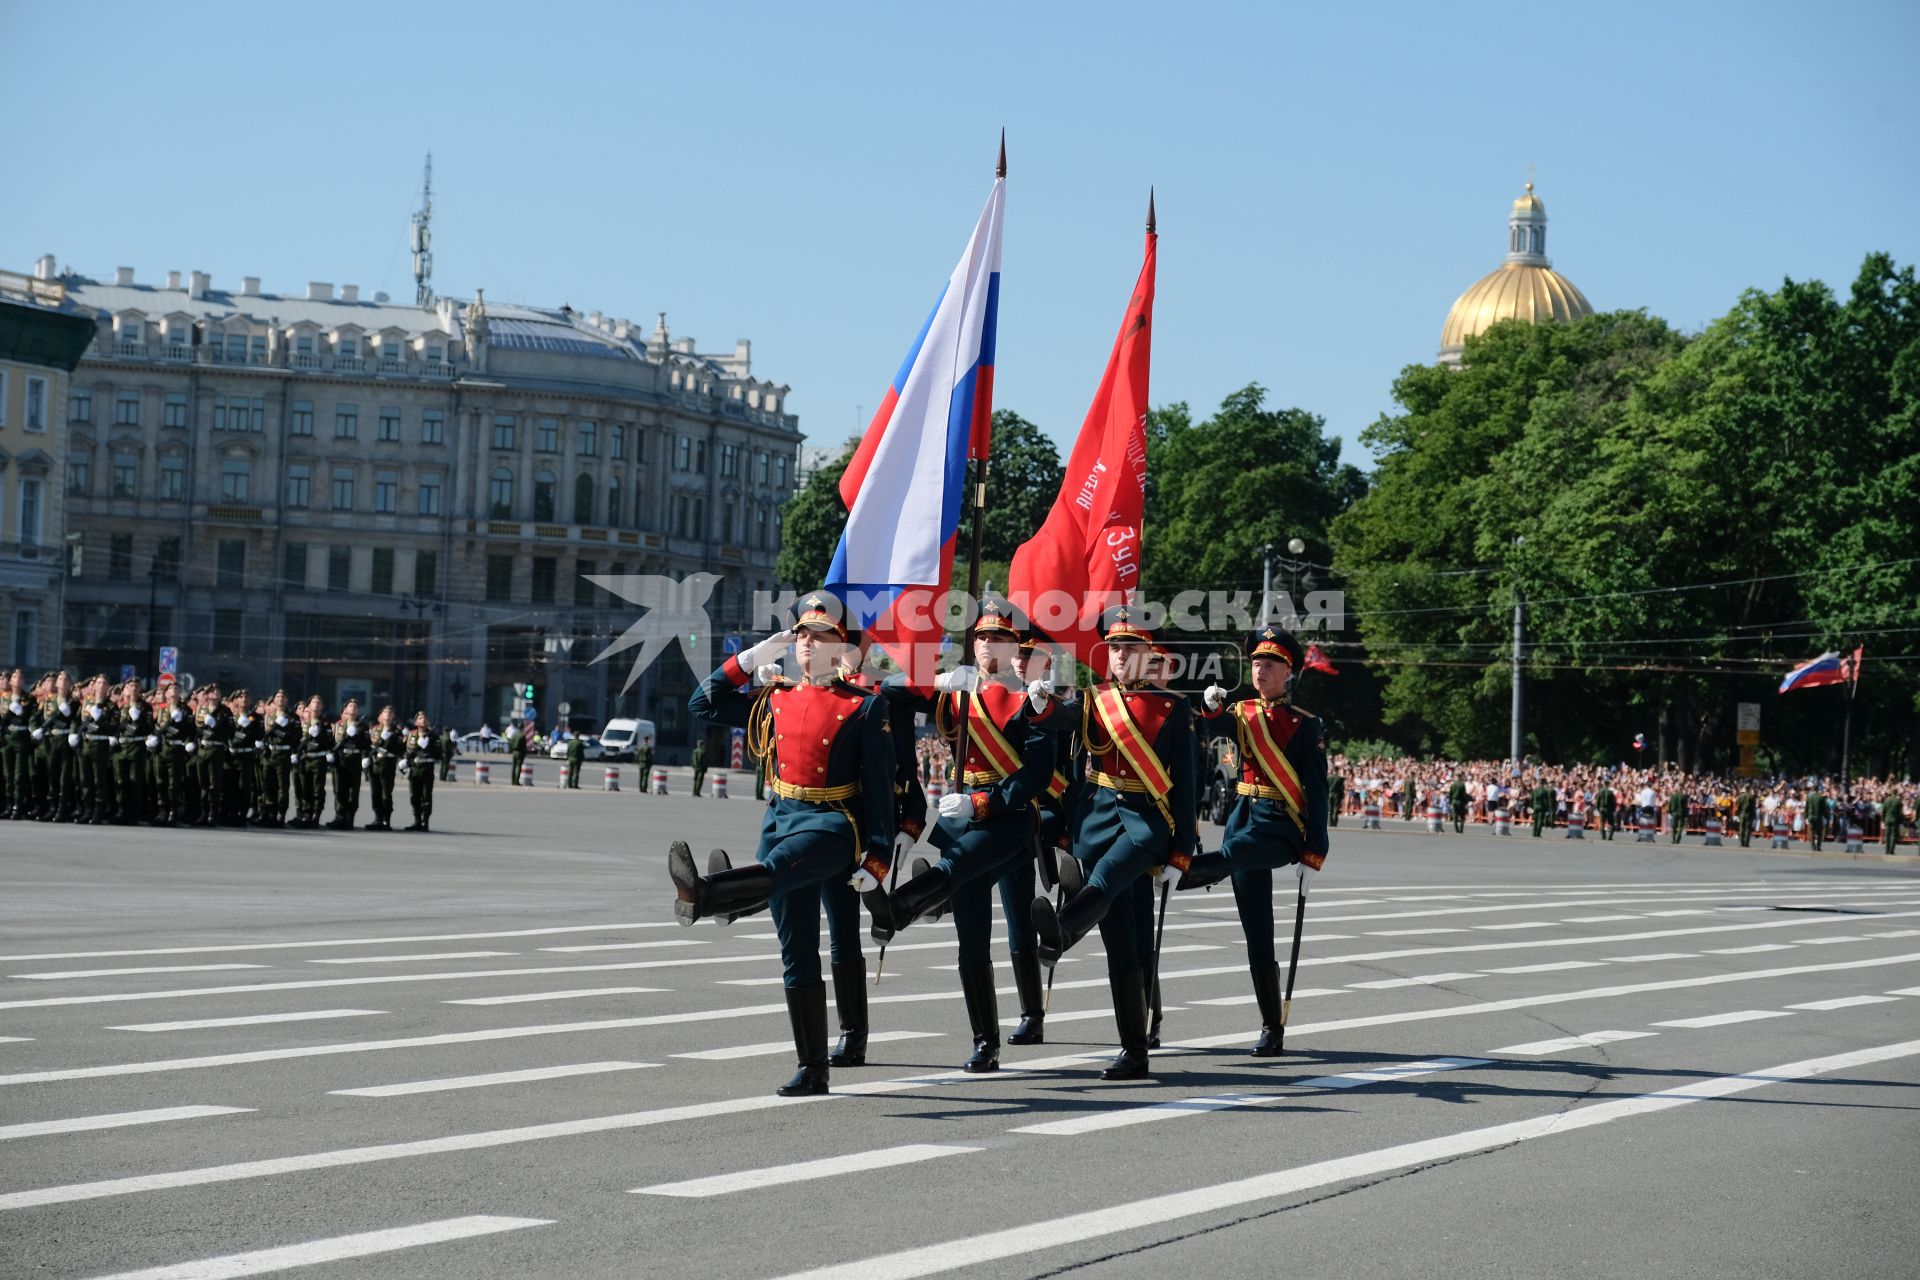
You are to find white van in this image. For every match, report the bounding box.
[598,718,655,762]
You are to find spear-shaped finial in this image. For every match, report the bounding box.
[997,128,1007,179]
[1147,187,1157,235]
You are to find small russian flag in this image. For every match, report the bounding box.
[1779,648,1861,694]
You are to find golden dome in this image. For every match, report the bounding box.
[1440,263,1593,351]
[1511,183,1546,217]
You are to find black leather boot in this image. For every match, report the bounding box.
[959,963,1001,1072]
[887,861,952,932]
[1175,850,1232,892]
[777,982,830,1096]
[707,850,769,926]
[1101,969,1151,1080]
[1056,851,1085,897]
[828,960,868,1067]
[670,841,773,925]
[1250,961,1285,1057]
[1007,950,1045,1045]
[1032,883,1109,967]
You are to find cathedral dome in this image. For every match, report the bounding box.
[1440,182,1592,363]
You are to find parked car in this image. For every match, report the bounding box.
[596,718,655,763]
[457,731,509,756]
[547,735,605,761]
[1202,736,1240,826]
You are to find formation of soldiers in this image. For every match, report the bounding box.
[0,669,443,831]
[668,597,1330,1096]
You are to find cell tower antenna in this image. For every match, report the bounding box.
[411,152,435,308]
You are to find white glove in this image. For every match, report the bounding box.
[849,866,881,893]
[892,831,916,862]
[753,663,784,686]
[326,752,335,763]
[934,665,979,694]
[59,700,71,715]
[239,716,251,727]
[1027,679,1049,712]
[67,732,80,749]
[346,724,358,737]
[937,792,969,820]
[1296,859,1318,887]
[185,742,196,754]
[89,706,103,721]
[30,727,43,741]
[145,734,159,750]
[203,712,214,725]
[1203,683,1228,712]
[8,700,20,714]
[171,709,183,722]
[127,707,141,721]
[308,724,319,738]
[739,630,795,671]
[276,715,288,726]
[382,729,393,740]
[1155,861,1185,888]
[398,761,410,777]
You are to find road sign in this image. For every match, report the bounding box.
[730,727,746,769]
[159,646,178,676]
[1736,702,1761,733]
[119,665,136,683]
[558,701,572,719]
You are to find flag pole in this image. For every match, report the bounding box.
[1841,646,1857,792]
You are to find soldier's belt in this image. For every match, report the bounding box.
[962,769,1007,787]
[1089,770,1150,794]
[1237,781,1300,802]
[769,779,861,803]
[271,745,295,754]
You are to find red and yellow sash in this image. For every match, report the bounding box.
[1093,686,1174,803]
[1237,700,1306,820]
[1046,769,1069,801]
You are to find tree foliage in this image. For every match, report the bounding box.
[773,442,853,590]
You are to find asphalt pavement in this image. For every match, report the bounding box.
[3,784,1918,1279]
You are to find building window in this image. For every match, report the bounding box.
[282,541,307,590]
[418,474,442,516]
[573,474,593,525]
[611,425,625,460]
[247,398,265,431]
[285,463,311,508]
[225,333,247,363]
[607,483,622,528]
[334,405,358,439]
[415,550,438,597]
[374,470,398,514]
[370,547,394,595]
[154,536,181,579]
[251,334,267,363]
[720,443,738,478]
[11,610,36,667]
[213,609,244,653]
[675,435,690,471]
[489,468,513,519]
[127,394,150,427]
[290,400,314,436]
[67,456,90,495]
[295,333,315,359]
[531,556,557,604]
[575,558,597,606]
[109,534,133,581]
[336,334,359,360]
[25,376,47,431]
[159,456,185,501]
[578,421,597,456]
[536,417,559,452]
[17,478,41,554]
[695,440,707,475]
[328,545,351,592]
[421,411,443,445]
[485,554,513,602]
[331,468,355,510]
[492,414,516,450]
[111,452,136,500]
[213,397,229,430]
[693,497,705,538]
[776,455,788,488]
[217,539,246,589]
[69,388,91,423]
[755,505,768,548]
[723,498,737,543]
[533,470,556,521]
[219,458,250,502]
[378,407,402,442]
[673,494,687,538]
[383,334,408,364]
[635,480,645,528]
[755,451,769,484]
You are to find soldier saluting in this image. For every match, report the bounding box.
[668,595,897,1097]
[1181,626,1329,1055]
[1031,606,1198,1082]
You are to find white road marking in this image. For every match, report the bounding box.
[537,940,708,953]
[109,1009,384,1033]
[632,1144,978,1198]
[1886,987,1920,996]
[1707,945,1795,954]
[1605,953,1698,963]
[1189,989,1341,1007]
[1796,936,1864,946]
[12,964,266,981]
[675,1032,942,1061]
[1366,928,1468,936]
[444,987,665,1005]
[1346,973,1479,989]
[1485,961,1607,974]
[1867,930,1920,939]
[1654,1010,1792,1029]
[331,1061,656,1097]
[1566,914,1639,923]
[0,1105,251,1142]
[762,1039,1920,1280]
[1295,1057,1492,1089]
[1643,909,1714,917]
[1788,996,1899,1011]
[1496,1030,1658,1055]
[309,951,516,965]
[1012,1092,1285,1135]
[1475,922,1557,931]
[0,922,678,963]
[81,1215,551,1279]
[0,1037,31,1044]
[716,977,787,986]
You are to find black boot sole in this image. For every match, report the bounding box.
[668,841,701,925]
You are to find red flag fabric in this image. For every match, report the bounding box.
[1008,223,1156,664]
[1303,643,1338,675]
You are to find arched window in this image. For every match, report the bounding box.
[489,467,514,519]
[573,473,594,525]
[533,469,556,521]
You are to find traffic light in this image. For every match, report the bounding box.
[522,683,536,699]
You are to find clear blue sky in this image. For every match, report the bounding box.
[4,1,1916,469]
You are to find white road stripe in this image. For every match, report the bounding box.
[1347,973,1479,989]
[1485,961,1607,974]
[1189,989,1341,1007]
[537,940,708,953]
[764,1039,1920,1280]
[1868,930,1920,939]
[1886,987,1920,996]
[0,1093,832,1210]
[444,987,665,1005]
[1796,936,1865,946]
[1496,1030,1658,1055]
[331,1061,656,1097]
[715,978,787,986]
[1788,996,1899,1011]
[81,1214,551,1279]
[1606,953,1698,963]
[1012,1092,1284,1135]
[1707,945,1796,954]
[0,1105,251,1142]
[0,923,677,963]
[675,1032,942,1061]
[12,964,266,981]
[1654,1010,1792,1029]
[1367,928,1469,936]
[1295,1057,1492,1089]
[633,1144,978,1198]
[1643,909,1714,917]
[0,1037,31,1044]
[1475,922,1557,931]
[109,1010,384,1033]
[309,951,516,965]
[1566,914,1639,923]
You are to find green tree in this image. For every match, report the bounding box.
[774,442,853,590]
[981,411,1063,562]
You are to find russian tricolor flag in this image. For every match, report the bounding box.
[826,170,1005,684]
[1779,647,1861,693]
